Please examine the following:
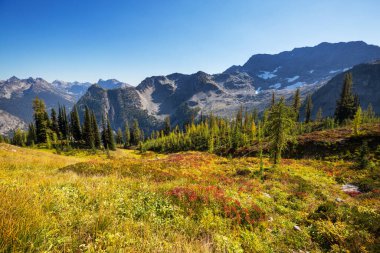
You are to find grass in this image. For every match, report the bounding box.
[0,143,379,252]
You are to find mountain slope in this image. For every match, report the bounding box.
[75,41,380,129]
[310,61,380,118]
[0,77,75,126]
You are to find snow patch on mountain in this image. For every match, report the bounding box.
[286,76,300,83]
[329,69,341,74]
[286,82,305,90]
[269,83,282,89]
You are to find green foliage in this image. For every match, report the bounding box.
[305,94,313,123]
[33,97,49,143]
[266,98,296,164]
[293,88,301,122]
[82,106,95,149]
[70,105,82,142]
[335,73,359,124]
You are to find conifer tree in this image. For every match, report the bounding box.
[33,97,49,143]
[316,107,323,122]
[131,119,141,146]
[267,98,295,164]
[58,105,69,139]
[27,123,37,146]
[82,106,94,149]
[305,94,313,123]
[364,103,375,122]
[293,88,301,121]
[353,106,362,135]
[124,121,131,148]
[334,73,359,123]
[12,128,25,146]
[101,115,108,149]
[91,111,101,148]
[116,128,123,145]
[271,92,275,108]
[70,105,82,142]
[106,116,116,150]
[50,108,59,135]
[164,116,171,135]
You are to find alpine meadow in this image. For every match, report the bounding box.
[1,1,380,252]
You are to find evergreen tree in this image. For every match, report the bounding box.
[91,111,101,148]
[70,105,82,142]
[50,108,59,135]
[163,116,171,135]
[101,115,108,149]
[124,121,131,148]
[271,92,275,108]
[27,123,37,146]
[33,97,49,143]
[82,106,94,149]
[131,119,141,146]
[293,88,301,121]
[353,106,362,135]
[12,128,25,146]
[58,105,69,139]
[305,94,313,123]
[364,103,375,122]
[316,107,323,122]
[116,128,123,145]
[334,73,359,123]
[267,98,295,164]
[106,117,116,150]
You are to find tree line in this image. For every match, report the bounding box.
[1,72,377,164]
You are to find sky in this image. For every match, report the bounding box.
[0,0,379,85]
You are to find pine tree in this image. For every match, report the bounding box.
[12,128,25,146]
[106,117,116,150]
[101,115,108,149]
[293,88,301,121]
[271,92,275,108]
[131,119,141,146]
[316,107,323,122]
[357,141,370,169]
[50,108,59,135]
[124,121,131,148]
[27,123,37,146]
[33,97,49,143]
[58,105,69,139]
[353,106,362,135]
[305,94,313,123]
[70,105,82,142]
[364,103,375,122]
[91,111,101,148]
[82,106,94,149]
[267,98,295,164]
[335,73,359,123]
[116,128,123,145]
[164,116,171,135]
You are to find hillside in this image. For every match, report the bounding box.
[0,142,378,252]
[74,41,380,130]
[310,61,380,118]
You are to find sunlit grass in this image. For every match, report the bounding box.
[0,143,378,252]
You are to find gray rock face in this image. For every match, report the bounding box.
[75,41,380,132]
[0,77,75,128]
[0,109,27,135]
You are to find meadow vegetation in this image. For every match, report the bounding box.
[0,138,379,252]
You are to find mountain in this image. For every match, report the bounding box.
[226,41,380,90]
[76,84,160,133]
[309,61,380,119]
[52,80,92,100]
[97,79,131,89]
[0,77,76,134]
[76,41,380,130]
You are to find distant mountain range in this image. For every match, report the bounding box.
[1,41,380,135]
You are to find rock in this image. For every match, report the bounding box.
[335,197,343,202]
[293,225,301,231]
[263,192,272,198]
[268,217,273,222]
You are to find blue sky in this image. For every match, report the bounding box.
[0,0,379,85]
